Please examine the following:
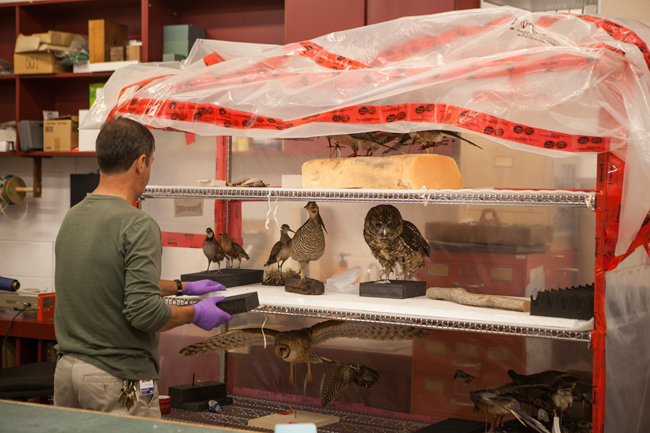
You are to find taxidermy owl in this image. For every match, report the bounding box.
[180,319,427,384]
[363,204,431,280]
[319,357,380,408]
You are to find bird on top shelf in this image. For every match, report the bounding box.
[203,227,225,273]
[319,357,381,408]
[326,132,400,157]
[264,224,294,272]
[179,319,427,385]
[363,204,431,280]
[290,202,327,286]
[219,232,250,269]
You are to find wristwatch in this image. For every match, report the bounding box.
[174,279,184,296]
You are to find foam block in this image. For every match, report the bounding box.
[216,292,260,315]
[359,280,426,299]
[175,396,233,412]
[169,381,226,406]
[302,154,463,190]
[181,269,263,288]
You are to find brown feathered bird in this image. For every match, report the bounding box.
[320,358,381,408]
[220,232,250,269]
[469,388,550,433]
[290,202,327,285]
[203,228,225,273]
[363,205,431,280]
[454,369,480,384]
[264,224,294,272]
[180,319,427,384]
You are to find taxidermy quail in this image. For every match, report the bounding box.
[203,228,225,273]
[320,358,381,408]
[180,319,427,385]
[220,232,250,269]
[363,204,431,280]
[290,202,327,285]
[264,224,294,272]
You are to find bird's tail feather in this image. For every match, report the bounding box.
[511,408,551,433]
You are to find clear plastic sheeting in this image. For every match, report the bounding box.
[84,7,650,256]
[604,248,650,433]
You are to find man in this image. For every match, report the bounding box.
[53,117,231,418]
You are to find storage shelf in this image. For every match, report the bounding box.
[143,186,596,208]
[16,72,113,79]
[165,284,593,343]
[18,151,96,157]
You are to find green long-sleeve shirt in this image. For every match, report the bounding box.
[54,195,172,380]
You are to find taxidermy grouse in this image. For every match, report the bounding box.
[220,232,250,269]
[290,202,327,285]
[363,204,431,280]
[469,387,550,433]
[180,319,427,385]
[264,224,294,272]
[203,228,225,273]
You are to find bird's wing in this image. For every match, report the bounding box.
[265,241,283,265]
[310,320,429,345]
[232,242,250,259]
[507,402,551,433]
[402,220,431,255]
[440,130,482,149]
[320,364,354,408]
[180,328,279,356]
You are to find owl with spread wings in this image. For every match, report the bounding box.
[180,320,428,384]
[363,204,431,280]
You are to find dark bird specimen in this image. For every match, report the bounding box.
[363,204,431,280]
[180,320,427,385]
[507,369,592,413]
[203,228,225,273]
[320,358,381,408]
[469,389,551,433]
[326,132,400,157]
[220,232,250,269]
[290,202,327,285]
[454,369,480,384]
[384,130,482,154]
[264,224,294,272]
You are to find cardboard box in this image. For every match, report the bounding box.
[126,45,141,61]
[14,52,65,75]
[44,116,79,152]
[15,31,84,54]
[110,46,124,62]
[89,19,128,63]
[163,25,205,42]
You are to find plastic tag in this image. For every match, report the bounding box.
[140,379,154,396]
[552,416,561,433]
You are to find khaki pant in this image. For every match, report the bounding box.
[54,355,161,419]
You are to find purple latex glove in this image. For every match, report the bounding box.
[184,279,226,296]
[191,296,232,330]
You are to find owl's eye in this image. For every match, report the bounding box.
[387,223,392,228]
[375,222,381,227]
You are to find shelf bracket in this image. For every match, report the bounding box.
[32,157,42,198]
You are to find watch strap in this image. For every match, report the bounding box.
[174,279,183,296]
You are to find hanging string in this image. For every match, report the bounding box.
[261,314,268,349]
[264,190,280,230]
[0,199,29,222]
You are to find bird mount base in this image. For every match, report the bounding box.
[411,418,486,433]
[247,409,339,430]
[173,396,233,412]
[169,381,227,411]
[359,280,426,299]
[215,292,260,315]
[181,268,263,288]
[284,277,325,295]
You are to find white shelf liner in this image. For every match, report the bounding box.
[193,283,594,332]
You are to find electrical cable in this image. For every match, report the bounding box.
[3,303,31,369]
[0,199,29,222]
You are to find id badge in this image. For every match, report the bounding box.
[140,379,154,396]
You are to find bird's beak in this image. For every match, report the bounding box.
[288,228,295,233]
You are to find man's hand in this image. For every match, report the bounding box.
[191,297,232,330]
[184,279,226,296]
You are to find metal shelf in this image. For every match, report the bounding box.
[164,284,593,343]
[143,186,595,208]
